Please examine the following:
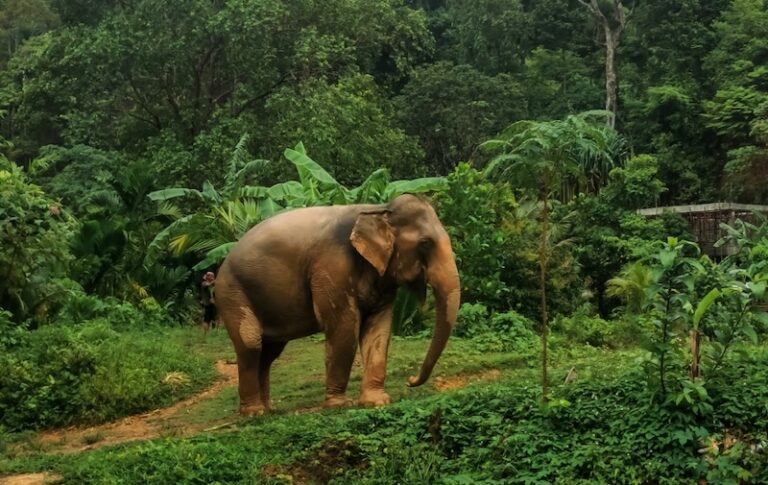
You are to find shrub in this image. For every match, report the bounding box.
[454,303,488,338]
[456,303,536,352]
[553,310,615,347]
[0,322,215,431]
[55,290,170,329]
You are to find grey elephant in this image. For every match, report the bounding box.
[214,194,461,415]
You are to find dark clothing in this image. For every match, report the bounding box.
[203,303,217,325]
[200,279,216,327]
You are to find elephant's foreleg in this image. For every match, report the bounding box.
[311,289,360,407]
[259,341,286,410]
[322,314,360,407]
[359,305,393,406]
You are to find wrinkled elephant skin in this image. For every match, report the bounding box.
[215,194,461,415]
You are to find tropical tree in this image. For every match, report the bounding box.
[606,261,653,314]
[0,156,74,323]
[482,111,617,402]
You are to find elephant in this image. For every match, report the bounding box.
[214,193,461,416]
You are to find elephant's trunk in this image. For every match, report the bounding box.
[408,237,460,387]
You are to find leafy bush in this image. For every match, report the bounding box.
[437,164,579,317]
[453,303,488,337]
[0,323,215,431]
[54,290,170,329]
[0,159,74,323]
[456,303,536,352]
[552,309,615,347]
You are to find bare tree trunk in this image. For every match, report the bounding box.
[604,27,619,128]
[540,173,550,404]
[690,329,701,381]
[578,0,631,128]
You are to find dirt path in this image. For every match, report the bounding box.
[32,360,239,455]
[9,362,502,459]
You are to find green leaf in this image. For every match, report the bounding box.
[283,143,342,188]
[193,242,237,271]
[201,181,221,204]
[256,198,283,219]
[349,168,391,203]
[147,188,203,202]
[693,288,721,328]
[392,288,419,335]
[659,250,676,268]
[384,177,448,200]
[266,181,305,202]
[753,311,768,326]
[747,281,767,299]
[238,186,270,199]
[741,325,758,344]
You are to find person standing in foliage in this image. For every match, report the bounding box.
[200,271,217,332]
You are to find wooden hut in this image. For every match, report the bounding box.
[636,203,768,259]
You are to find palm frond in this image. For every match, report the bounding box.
[156,202,182,219]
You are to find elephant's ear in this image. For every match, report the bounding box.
[350,210,394,277]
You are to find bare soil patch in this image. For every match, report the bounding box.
[30,360,238,455]
[0,473,62,485]
[433,369,501,391]
[263,437,368,485]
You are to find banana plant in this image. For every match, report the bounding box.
[146,138,448,272]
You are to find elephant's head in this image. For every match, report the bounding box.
[350,194,461,387]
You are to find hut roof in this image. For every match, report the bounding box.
[637,202,768,216]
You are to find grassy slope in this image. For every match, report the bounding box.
[0,327,637,481]
[12,329,766,484]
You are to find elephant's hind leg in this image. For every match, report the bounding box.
[235,348,266,416]
[234,306,266,415]
[259,341,287,410]
[217,286,266,416]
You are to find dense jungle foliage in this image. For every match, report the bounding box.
[2,0,768,483]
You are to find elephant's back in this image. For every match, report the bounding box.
[235,205,358,255]
[215,204,370,339]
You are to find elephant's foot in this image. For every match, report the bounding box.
[239,402,267,417]
[323,394,354,408]
[359,389,391,407]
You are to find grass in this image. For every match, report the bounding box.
[0,325,647,483]
[160,328,615,428]
[144,328,545,429]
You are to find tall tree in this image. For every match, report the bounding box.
[577,0,634,128]
[0,0,59,65]
[483,111,615,402]
[396,61,527,173]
